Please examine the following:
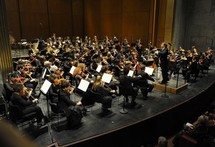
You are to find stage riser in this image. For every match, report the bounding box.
[153,83,188,94]
[64,82,215,147]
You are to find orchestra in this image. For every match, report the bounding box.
[7,34,213,128]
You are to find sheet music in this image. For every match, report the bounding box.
[40,79,52,94]
[127,70,134,77]
[101,73,113,83]
[145,67,154,76]
[42,68,47,79]
[78,79,90,92]
[96,64,102,72]
[69,66,76,75]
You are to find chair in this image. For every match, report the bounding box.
[48,100,65,125]
[0,95,7,117]
[8,101,37,128]
[85,89,103,112]
[3,82,14,103]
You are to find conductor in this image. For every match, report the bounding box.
[158,42,169,84]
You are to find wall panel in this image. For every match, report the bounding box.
[100,0,122,39]
[47,0,72,38]
[18,0,49,40]
[122,0,151,45]
[72,0,84,37]
[5,0,21,41]
[5,0,168,48]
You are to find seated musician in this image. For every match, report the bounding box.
[135,64,155,100]
[186,56,200,82]
[91,76,114,114]
[19,64,38,94]
[58,80,83,115]
[118,66,139,107]
[10,83,47,127]
[42,60,52,79]
[47,73,61,103]
[73,63,88,86]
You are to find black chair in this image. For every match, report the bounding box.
[2,82,14,103]
[118,85,131,114]
[8,101,37,127]
[89,89,103,103]
[83,89,103,112]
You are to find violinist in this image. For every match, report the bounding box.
[168,53,179,79]
[10,83,47,127]
[113,60,124,77]
[58,80,82,113]
[73,63,88,86]
[135,64,155,100]
[19,65,38,94]
[91,76,113,114]
[42,61,52,79]
[186,56,200,82]
[118,66,139,107]
[47,73,61,103]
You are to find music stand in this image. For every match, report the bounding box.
[127,70,134,77]
[77,79,90,92]
[40,79,52,117]
[120,98,128,114]
[145,67,154,76]
[69,66,76,75]
[101,73,113,83]
[42,68,47,80]
[96,64,102,72]
[161,82,169,99]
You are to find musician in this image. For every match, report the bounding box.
[47,74,61,103]
[135,64,155,100]
[10,83,46,127]
[91,76,113,114]
[158,42,169,84]
[118,66,139,107]
[73,63,88,86]
[58,80,82,113]
[42,61,52,79]
[30,43,39,56]
[186,56,200,82]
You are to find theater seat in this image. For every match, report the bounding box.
[178,134,198,147]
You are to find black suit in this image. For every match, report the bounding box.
[58,89,83,118]
[10,92,44,123]
[58,89,76,112]
[159,47,169,83]
[118,75,138,104]
[135,71,155,99]
[93,85,112,110]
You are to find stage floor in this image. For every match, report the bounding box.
[1,66,215,147]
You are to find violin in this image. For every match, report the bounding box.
[54,77,65,86]
[20,86,39,103]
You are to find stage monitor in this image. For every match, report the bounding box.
[96,64,102,72]
[40,79,52,94]
[69,66,76,75]
[145,67,154,76]
[127,70,134,77]
[101,73,113,83]
[78,79,90,92]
